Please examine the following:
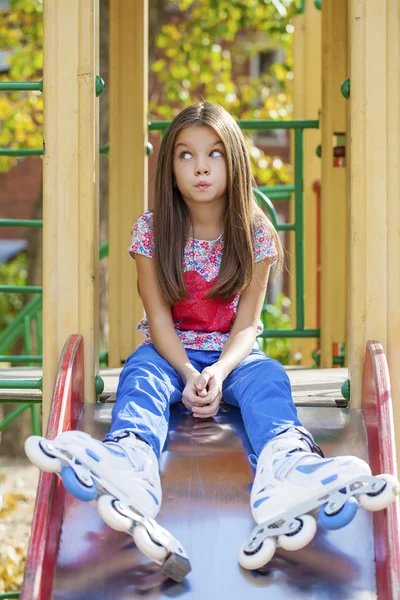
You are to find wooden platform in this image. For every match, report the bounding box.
[0,366,349,407]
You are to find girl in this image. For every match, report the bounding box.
[26,102,398,581]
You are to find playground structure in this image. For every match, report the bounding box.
[0,0,400,598]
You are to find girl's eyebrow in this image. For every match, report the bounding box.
[174,140,223,150]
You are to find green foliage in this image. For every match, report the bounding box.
[151,0,297,118]
[151,0,297,186]
[0,0,43,172]
[0,253,27,333]
[259,293,291,363]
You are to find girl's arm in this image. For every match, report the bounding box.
[215,258,272,378]
[135,254,199,384]
[192,259,271,418]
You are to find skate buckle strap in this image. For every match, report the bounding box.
[274,450,313,482]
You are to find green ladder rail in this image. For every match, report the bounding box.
[1,120,320,355]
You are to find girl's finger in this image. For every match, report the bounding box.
[192,397,220,418]
[195,379,220,404]
[194,371,212,394]
[182,392,198,411]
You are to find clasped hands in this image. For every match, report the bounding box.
[182,364,224,419]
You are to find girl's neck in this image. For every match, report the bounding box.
[187,202,225,242]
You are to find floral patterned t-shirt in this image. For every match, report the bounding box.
[128,210,277,351]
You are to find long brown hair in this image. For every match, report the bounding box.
[153,102,283,304]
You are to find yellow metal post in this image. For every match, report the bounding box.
[108,0,149,367]
[320,0,348,368]
[291,3,321,365]
[42,0,100,425]
[348,0,400,458]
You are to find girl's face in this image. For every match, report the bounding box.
[172,126,228,208]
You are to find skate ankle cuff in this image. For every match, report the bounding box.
[292,428,324,458]
[103,430,136,444]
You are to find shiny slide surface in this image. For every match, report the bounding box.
[21,337,400,599]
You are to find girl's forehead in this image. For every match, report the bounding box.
[174,125,221,147]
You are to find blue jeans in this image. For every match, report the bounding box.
[110,344,304,459]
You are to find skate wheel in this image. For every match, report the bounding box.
[133,524,168,563]
[319,496,358,530]
[24,436,62,473]
[278,515,317,551]
[61,466,97,502]
[238,537,276,571]
[359,474,400,512]
[98,495,132,532]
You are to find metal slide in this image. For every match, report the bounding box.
[21,336,400,599]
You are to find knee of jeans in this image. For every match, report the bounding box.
[253,357,289,383]
[120,360,166,384]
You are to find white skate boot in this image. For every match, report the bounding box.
[25,430,191,581]
[239,428,399,570]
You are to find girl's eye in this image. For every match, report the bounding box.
[178,149,224,160]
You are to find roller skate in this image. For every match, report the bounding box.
[24,430,191,582]
[239,428,399,571]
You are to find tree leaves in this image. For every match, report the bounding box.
[0,0,43,172]
[150,0,296,185]
[0,465,38,594]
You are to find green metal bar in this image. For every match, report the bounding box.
[259,328,320,338]
[276,223,295,231]
[0,285,42,294]
[36,310,43,354]
[0,379,42,390]
[259,185,295,195]
[99,241,109,260]
[99,350,108,364]
[0,296,42,354]
[0,218,43,228]
[0,593,20,599]
[30,402,41,435]
[0,403,30,432]
[294,128,305,331]
[0,148,43,156]
[263,191,292,200]
[254,189,280,228]
[23,315,33,359]
[0,398,41,404]
[0,355,42,364]
[149,119,319,132]
[0,81,42,92]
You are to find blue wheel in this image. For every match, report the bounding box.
[319,496,359,530]
[61,466,97,502]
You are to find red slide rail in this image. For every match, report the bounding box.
[362,340,400,600]
[20,334,85,600]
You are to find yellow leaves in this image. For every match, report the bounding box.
[151,59,166,73]
[0,97,13,120]
[0,543,26,592]
[0,492,31,593]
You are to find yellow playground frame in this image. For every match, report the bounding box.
[39,0,399,462]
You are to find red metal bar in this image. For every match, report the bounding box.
[361,340,400,600]
[20,334,85,600]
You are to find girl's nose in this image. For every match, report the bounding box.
[195,160,210,175]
